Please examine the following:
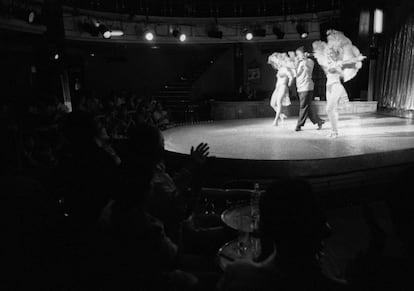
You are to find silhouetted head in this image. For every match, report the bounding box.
[114,123,164,209]
[126,123,164,167]
[61,111,99,148]
[260,178,330,259]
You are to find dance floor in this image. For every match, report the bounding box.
[164,113,414,160]
[164,113,414,179]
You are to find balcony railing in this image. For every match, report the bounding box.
[63,0,342,18]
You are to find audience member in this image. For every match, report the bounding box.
[98,147,198,290]
[345,166,414,290]
[58,112,120,226]
[0,115,64,290]
[125,123,209,242]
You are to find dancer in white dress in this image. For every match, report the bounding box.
[313,30,366,138]
[268,53,295,126]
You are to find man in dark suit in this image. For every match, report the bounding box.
[294,47,325,131]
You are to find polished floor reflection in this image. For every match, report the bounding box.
[164,114,414,160]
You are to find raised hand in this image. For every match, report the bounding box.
[190,142,210,166]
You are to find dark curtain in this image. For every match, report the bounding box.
[376,15,414,111]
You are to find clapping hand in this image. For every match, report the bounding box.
[190,142,210,166]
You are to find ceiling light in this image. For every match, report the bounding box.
[145,31,154,41]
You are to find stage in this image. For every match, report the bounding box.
[210,100,378,120]
[164,113,414,189]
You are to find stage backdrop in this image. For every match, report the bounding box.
[376,15,414,114]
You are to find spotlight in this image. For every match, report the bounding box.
[53,53,60,60]
[97,23,111,39]
[273,26,285,39]
[110,30,124,37]
[102,30,111,39]
[13,6,40,24]
[145,31,154,41]
[296,23,308,39]
[172,29,187,42]
[242,28,253,41]
[28,10,36,24]
[179,33,186,42]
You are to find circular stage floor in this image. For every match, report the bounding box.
[164,114,414,161]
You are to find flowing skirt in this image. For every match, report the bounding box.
[270,84,291,108]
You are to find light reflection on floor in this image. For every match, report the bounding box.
[163,114,414,160]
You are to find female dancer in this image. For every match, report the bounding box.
[313,30,366,138]
[268,53,295,126]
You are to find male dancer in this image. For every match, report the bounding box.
[294,47,324,131]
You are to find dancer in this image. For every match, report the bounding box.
[294,47,325,132]
[313,30,366,138]
[267,52,295,126]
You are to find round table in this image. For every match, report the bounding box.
[221,203,259,233]
[217,235,262,271]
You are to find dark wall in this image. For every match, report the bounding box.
[0,31,61,103]
[75,43,229,97]
[192,46,235,100]
[0,51,32,99]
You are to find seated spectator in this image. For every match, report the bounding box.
[94,118,122,165]
[117,104,135,137]
[134,100,154,125]
[0,117,64,290]
[345,166,414,290]
[98,150,198,290]
[153,101,170,129]
[128,93,139,111]
[218,179,343,291]
[105,107,121,138]
[20,131,57,180]
[125,123,209,242]
[58,112,120,226]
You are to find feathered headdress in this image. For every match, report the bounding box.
[312,30,366,82]
[268,52,296,71]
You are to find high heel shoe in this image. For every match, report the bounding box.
[327,131,338,138]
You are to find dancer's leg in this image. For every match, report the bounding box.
[296,91,311,129]
[306,91,323,125]
[274,97,282,126]
[326,94,339,137]
[270,94,278,125]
